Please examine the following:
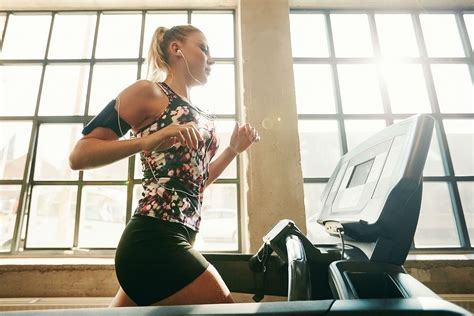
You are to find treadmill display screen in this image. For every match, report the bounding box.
[346,158,375,188]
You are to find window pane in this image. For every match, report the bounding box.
[331,14,373,57]
[290,14,329,57]
[414,182,460,248]
[345,120,386,151]
[142,12,188,57]
[304,183,337,244]
[382,64,431,114]
[95,13,141,58]
[134,154,144,180]
[34,124,82,180]
[39,64,90,116]
[423,127,446,176]
[420,14,465,57]
[298,120,341,177]
[464,14,474,49]
[457,182,474,245]
[140,61,150,80]
[431,64,473,113]
[303,183,326,221]
[79,186,126,248]
[83,159,128,181]
[0,14,6,43]
[443,119,474,176]
[393,118,445,176]
[0,121,32,180]
[48,13,96,59]
[132,183,143,212]
[190,63,235,115]
[191,12,234,58]
[0,65,42,116]
[26,185,77,248]
[375,14,419,57]
[294,64,336,114]
[213,120,236,179]
[337,64,384,114]
[0,185,21,252]
[196,183,238,251]
[88,63,138,115]
[1,14,51,59]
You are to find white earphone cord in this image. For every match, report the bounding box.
[116,96,206,199]
[179,49,203,85]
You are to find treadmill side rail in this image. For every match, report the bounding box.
[330,297,471,315]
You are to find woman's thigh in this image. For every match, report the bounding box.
[151,264,234,306]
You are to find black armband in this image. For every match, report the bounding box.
[82,99,131,137]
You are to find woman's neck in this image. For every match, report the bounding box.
[164,75,192,103]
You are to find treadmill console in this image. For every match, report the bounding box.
[316,114,434,264]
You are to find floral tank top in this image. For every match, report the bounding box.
[132,82,219,232]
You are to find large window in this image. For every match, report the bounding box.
[291,10,474,250]
[0,10,239,255]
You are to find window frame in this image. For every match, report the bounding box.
[0,9,241,257]
[291,8,474,253]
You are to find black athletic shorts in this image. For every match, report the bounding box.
[114,214,210,306]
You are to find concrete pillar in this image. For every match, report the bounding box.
[238,0,306,253]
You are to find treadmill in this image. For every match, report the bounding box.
[3,114,471,315]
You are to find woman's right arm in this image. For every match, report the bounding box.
[69,123,203,170]
[69,80,203,170]
[69,127,151,170]
[69,80,161,170]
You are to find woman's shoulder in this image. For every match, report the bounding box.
[115,80,167,130]
[125,79,164,100]
[119,80,168,113]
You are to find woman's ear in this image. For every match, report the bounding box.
[170,41,181,57]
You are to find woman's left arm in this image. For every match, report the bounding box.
[205,122,260,189]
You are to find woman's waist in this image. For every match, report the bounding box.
[143,170,205,188]
[142,178,204,208]
[131,215,197,236]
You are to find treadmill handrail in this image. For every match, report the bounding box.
[286,234,312,301]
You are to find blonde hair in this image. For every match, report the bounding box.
[147,24,203,82]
